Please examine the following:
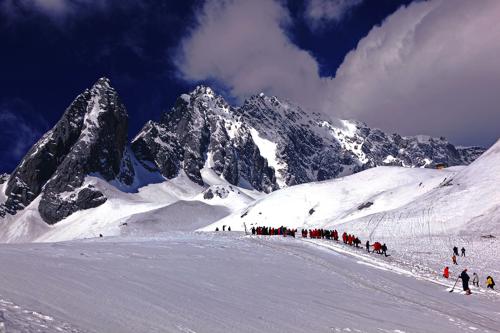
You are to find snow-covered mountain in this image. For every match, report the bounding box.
[206,138,500,237]
[0,78,133,224]
[132,85,481,190]
[0,77,487,235]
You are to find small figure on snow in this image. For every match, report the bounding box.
[215,227,219,232]
[381,243,388,257]
[486,276,495,290]
[461,247,466,257]
[452,254,458,265]
[365,240,370,253]
[228,226,231,231]
[453,246,459,256]
[222,225,226,231]
[443,266,449,279]
[460,269,471,295]
[99,234,103,238]
[472,273,479,287]
[251,227,255,235]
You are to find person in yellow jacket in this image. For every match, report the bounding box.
[486,276,495,290]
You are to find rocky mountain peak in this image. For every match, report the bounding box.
[0,78,131,224]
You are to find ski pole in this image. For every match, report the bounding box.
[450,276,460,293]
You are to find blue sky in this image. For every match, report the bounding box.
[1,0,499,173]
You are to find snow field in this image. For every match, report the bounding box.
[0,233,499,333]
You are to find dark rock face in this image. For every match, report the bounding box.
[132,86,278,192]
[0,174,8,185]
[133,87,485,190]
[457,146,486,165]
[39,78,130,224]
[0,78,131,224]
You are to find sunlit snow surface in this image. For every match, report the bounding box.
[0,233,499,333]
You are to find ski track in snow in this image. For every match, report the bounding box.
[0,297,85,333]
[0,233,498,333]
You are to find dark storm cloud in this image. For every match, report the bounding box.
[176,0,500,147]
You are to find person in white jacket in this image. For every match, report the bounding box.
[472,272,479,287]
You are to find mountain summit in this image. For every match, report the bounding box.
[0,79,485,225]
[0,78,131,223]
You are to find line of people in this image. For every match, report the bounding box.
[303,229,339,240]
[248,225,390,258]
[251,226,297,237]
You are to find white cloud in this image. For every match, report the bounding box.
[174,0,329,109]
[327,0,500,146]
[1,0,112,21]
[176,0,500,147]
[305,0,363,29]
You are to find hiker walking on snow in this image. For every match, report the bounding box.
[453,246,459,256]
[486,276,495,290]
[472,273,479,287]
[443,266,449,279]
[460,269,471,295]
[452,254,458,265]
[381,243,388,257]
[461,247,466,257]
[365,240,370,253]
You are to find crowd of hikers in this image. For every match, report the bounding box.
[248,226,389,257]
[250,226,297,237]
[442,245,495,295]
[218,225,496,295]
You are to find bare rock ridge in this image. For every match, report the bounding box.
[0,78,132,224]
[0,79,486,225]
[132,86,277,193]
[132,86,484,188]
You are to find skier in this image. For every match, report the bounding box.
[453,246,459,256]
[472,273,479,287]
[461,247,466,257]
[460,269,471,295]
[381,243,388,257]
[486,276,495,290]
[365,240,370,253]
[452,254,458,265]
[443,266,449,279]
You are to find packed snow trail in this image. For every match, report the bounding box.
[0,233,498,333]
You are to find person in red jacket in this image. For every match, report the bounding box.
[342,232,347,244]
[443,266,449,279]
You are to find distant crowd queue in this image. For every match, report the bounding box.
[250,226,389,256]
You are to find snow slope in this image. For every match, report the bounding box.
[202,166,457,232]
[0,233,498,333]
[204,139,500,238]
[337,139,500,238]
[0,168,256,243]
